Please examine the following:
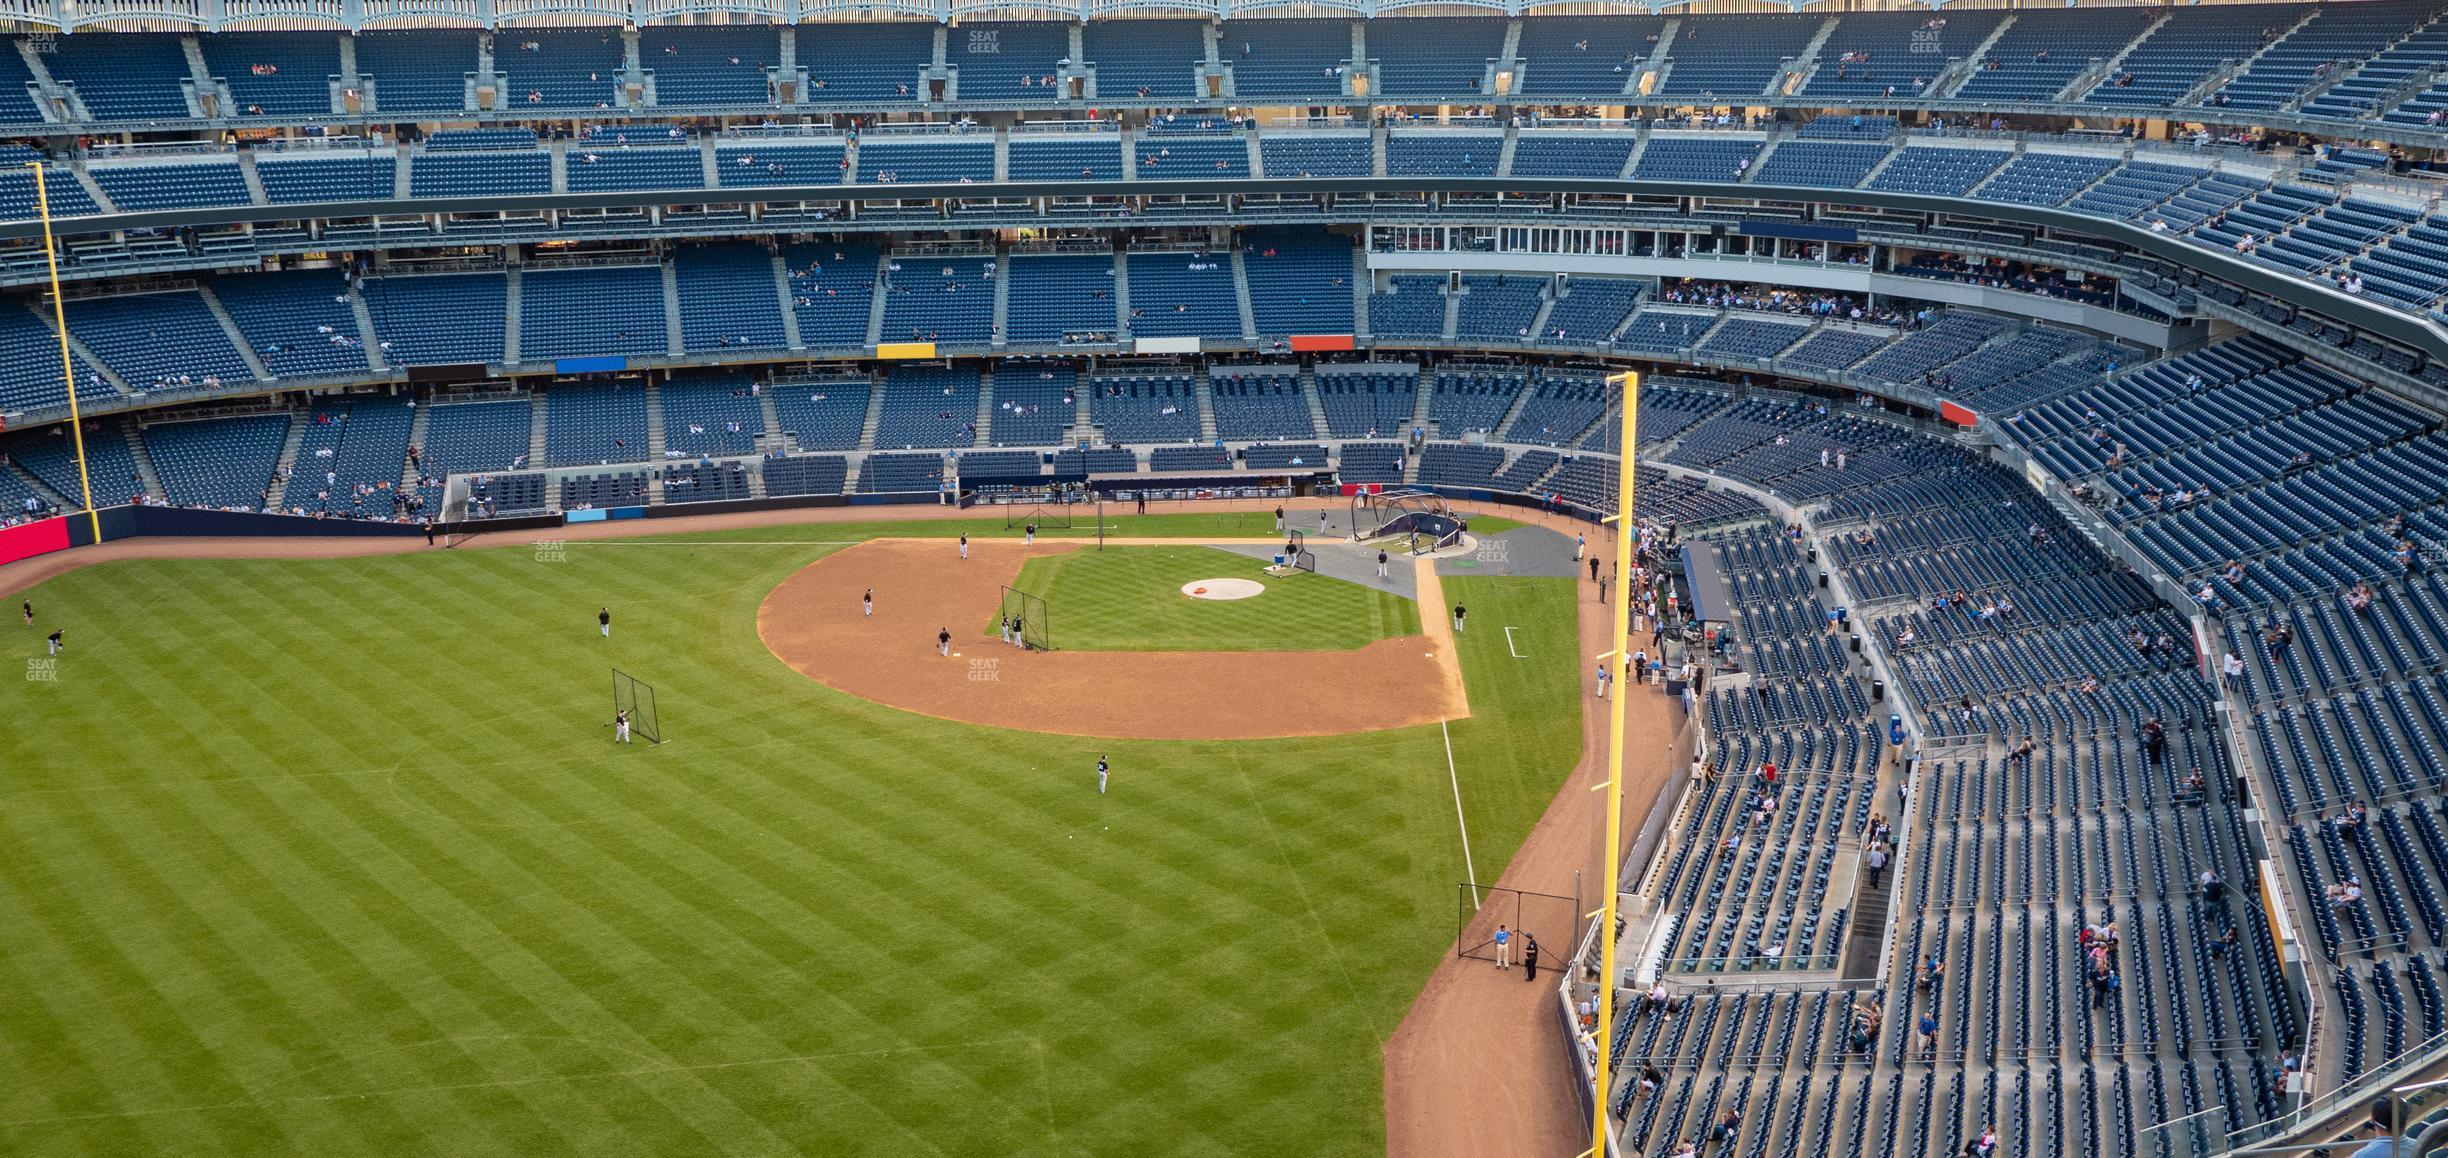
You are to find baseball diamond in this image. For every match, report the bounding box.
[1,5,2445,1155]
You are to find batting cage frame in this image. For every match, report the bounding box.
[612,669,664,744]
[1354,488,1466,556]
[1003,481,1092,531]
[997,585,1052,651]
[1456,883,1582,965]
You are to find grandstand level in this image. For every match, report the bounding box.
[3,4,2448,1155]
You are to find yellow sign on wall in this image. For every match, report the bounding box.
[874,342,937,360]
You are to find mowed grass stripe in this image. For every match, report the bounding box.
[1007,545,1419,651]
[3,532,1584,1155]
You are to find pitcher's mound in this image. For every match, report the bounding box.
[1182,577,1265,601]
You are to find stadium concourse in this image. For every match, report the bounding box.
[4,0,2448,1154]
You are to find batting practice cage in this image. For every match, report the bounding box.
[612,669,664,744]
[1002,482,1092,530]
[997,585,1052,651]
[1353,489,1466,555]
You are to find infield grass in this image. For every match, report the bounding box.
[1003,545,1420,652]
[0,531,1583,1157]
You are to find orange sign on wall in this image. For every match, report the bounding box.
[1288,334,1357,352]
[1939,400,1979,428]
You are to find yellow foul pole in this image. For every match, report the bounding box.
[1590,371,1640,1158]
[30,161,101,542]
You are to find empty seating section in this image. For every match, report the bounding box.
[361,274,506,366]
[987,366,1072,445]
[1956,7,2161,102]
[875,364,979,449]
[1149,445,1229,473]
[782,242,878,348]
[0,305,101,413]
[1802,12,2004,99]
[674,243,787,353]
[214,271,366,379]
[950,22,1069,102]
[2214,2,2433,111]
[716,140,846,186]
[1654,16,1823,99]
[1082,20,1204,100]
[255,153,396,203]
[543,381,649,465]
[7,421,142,505]
[91,161,251,210]
[521,266,666,361]
[1428,366,1522,438]
[1454,275,1542,341]
[659,373,765,457]
[1634,137,1759,183]
[66,291,254,389]
[0,166,98,222]
[1542,279,1644,346]
[1367,17,1505,97]
[1505,371,1608,446]
[416,397,532,501]
[1864,147,2009,195]
[1315,368,1414,439]
[1242,443,1327,471]
[1207,371,1315,441]
[1512,17,1663,97]
[410,148,550,197]
[292,396,413,517]
[2085,7,2275,106]
[661,459,751,503]
[1370,275,1447,340]
[1336,442,1404,484]
[1854,314,2007,382]
[2069,160,2209,220]
[1260,136,1371,178]
[2349,215,2448,314]
[1135,136,1248,179]
[1008,135,1124,181]
[38,34,191,121]
[202,31,338,117]
[355,31,477,114]
[881,255,993,345]
[1613,309,1713,355]
[1243,229,1353,338]
[859,450,947,493]
[640,25,778,107]
[1509,134,1635,179]
[493,29,625,109]
[1415,441,1506,489]
[567,147,704,193]
[857,138,993,184]
[143,414,286,507]
[1699,317,1811,362]
[770,377,869,451]
[1386,133,1499,177]
[1126,252,1240,339]
[798,22,933,103]
[762,453,848,496]
[1753,141,1888,189]
[1221,20,1350,100]
[1781,328,1891,372]
[0,38,41,122]
[1974,153,2120,207]
[1090,372,1199,444]
[1006,253,1118,344]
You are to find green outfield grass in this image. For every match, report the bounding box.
[0,530,1583,1157]
[1003,545,1420,651]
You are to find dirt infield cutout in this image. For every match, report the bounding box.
[758,539,1467,739]
[1179,577,1265,601]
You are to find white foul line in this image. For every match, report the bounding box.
[1443,719,1481,910]
[1504,625,1525,659]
